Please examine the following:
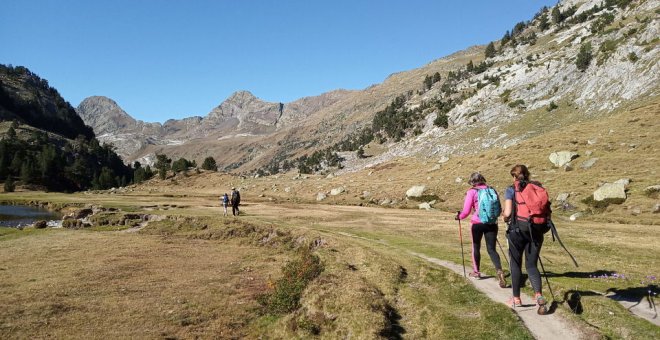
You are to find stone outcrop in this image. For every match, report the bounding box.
[549,151,579,167]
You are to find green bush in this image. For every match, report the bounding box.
[3,176,15,192]
[258,247,324,314]
[434,113,449,128]
[547,101,559,112]
[628,52,639,63]
[576,42,593,72]
[508,99,525,108]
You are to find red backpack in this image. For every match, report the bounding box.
[514,181,550,224]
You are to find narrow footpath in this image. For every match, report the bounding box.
[335,231,585,340]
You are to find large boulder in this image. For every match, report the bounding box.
[593,182,626,201]
[549,151,579,167]
[406,185,426,198]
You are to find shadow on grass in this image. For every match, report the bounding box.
[543,269,617,279]
[379,303,406,340]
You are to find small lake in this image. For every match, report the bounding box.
[0,205,62,227]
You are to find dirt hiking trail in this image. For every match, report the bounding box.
[334,230,585,340]
[411,252,582,340]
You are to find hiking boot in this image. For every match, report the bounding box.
[497,269,507,288]
[507,296,522,308]
[535,293,548,315]
[468,271,481,279]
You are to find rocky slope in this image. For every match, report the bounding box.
[77,0,659,172]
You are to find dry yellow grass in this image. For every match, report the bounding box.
[0,229,286,339]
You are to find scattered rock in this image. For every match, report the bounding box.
[580,158,598,169]
[585,150,593,156]
[330,187,345,196]
[569,212,583,221]
[549,151,579,167]
[631,207,642,216]
[406,185,426,198]
[563,163,574,171]
[645,185,660,193]
[284,187,291,193]
[429,164,441,172]
[438,156,450,163]
[316,193,327,201]
[361,191,371,199]
[556,192,570,202]
[653,203,660,214]
[380,199,391,206]
[455,177,463,183]
[326,173,335,179]
[418,202,432,210]
[594,182,626,201]
[33,220,48,229]
[587,139,597,145]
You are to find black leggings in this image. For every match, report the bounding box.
[507,226,544,297]
[470,223,502,273]
[232,204,240,216]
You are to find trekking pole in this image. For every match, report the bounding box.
[456,211,467,278]
[496,238,510,267]
[538,256,555,301]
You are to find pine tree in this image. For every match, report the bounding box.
[501,31,511,46]
[154,154,172,180]
[201,156,218,171]
[485,42,496,59]
[551,6,562,24]
[7,126,16,139]
[538,12,550,31]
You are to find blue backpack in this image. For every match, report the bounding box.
[475,187,501,224]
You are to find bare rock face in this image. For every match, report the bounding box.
[203,91,281,134]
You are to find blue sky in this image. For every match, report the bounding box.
[1,0,557,122]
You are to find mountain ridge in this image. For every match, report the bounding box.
[76,0,659,173]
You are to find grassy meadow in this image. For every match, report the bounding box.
[1,99,659,339]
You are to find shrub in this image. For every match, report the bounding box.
[3,176,15,192]
[547,101,559,112]
[576,42,593,72]
[628,52,639,63]
[508,99,525,108]
[434,113,449,128]
[258,247,324,314]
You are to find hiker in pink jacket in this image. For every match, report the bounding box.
[456,172,506,288]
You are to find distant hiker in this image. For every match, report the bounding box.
[456,172,506,288]
[503,164,551,315]
[230,187,241,216]
[222,193,229,216]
